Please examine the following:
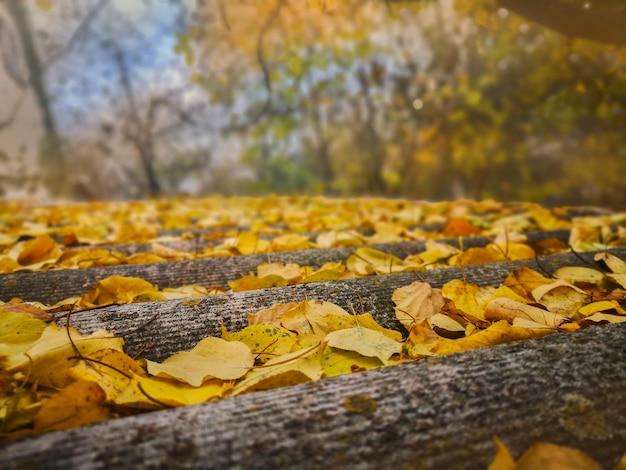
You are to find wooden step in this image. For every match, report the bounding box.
[2,321,625,469]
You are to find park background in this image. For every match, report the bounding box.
[0,0,625,207]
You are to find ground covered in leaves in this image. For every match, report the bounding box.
[1,196,626,466]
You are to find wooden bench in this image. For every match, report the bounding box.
[2,220,625,468]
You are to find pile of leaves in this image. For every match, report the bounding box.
[2,251,625,441]
[1,197,623,275]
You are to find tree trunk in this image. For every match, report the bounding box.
[4,0,67,197]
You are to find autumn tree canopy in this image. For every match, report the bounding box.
[0,0,624,205]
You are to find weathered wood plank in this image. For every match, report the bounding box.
[2,322,625,469]
[57,248,625,362]
[0,231,569,305]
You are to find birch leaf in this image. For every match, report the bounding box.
[146,337,253,386]
[325,327,402,363]
[392,281,444,329]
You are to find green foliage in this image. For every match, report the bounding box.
[171,1,626,205]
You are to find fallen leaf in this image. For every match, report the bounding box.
[32,380,110,432]
[10,324,123,389]
[594,252,626,274]
[80,276,160,307]
[515,442,602,470]
[442,218,481,236]
[0,310,47,369]
[232,344,323,394]
[257,262,303,283]
[434,320,554,355]
[321,347,383,377]
[392,281,445,329]
[484,298,568,329]
[16,234,59,266]
[146,337,253,386]
[347,247,407,275]
[441,279,486,320]
[531,280,588,318]
[579,300,626,316]
[488,437,515,470]
[325,327,402,363]
[228,274,289,292]
[221,324,297,364]
[247,302,298,326]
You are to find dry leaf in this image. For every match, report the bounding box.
[325,327,402,363]
[488,437,515,470]
[146,337,253,386]
[393,281,445,329]
[32,380,110,432]
[515,442,601,470]
[485,298,568,329]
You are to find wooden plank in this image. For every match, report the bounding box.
[2,322,625,469]
[0,230,569,305]
[57,248,625,362]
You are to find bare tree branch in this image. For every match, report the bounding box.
[42,0,110,70]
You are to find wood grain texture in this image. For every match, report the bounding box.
[0,230,569,304]
[56,248,625,362]
[2,322,625,469]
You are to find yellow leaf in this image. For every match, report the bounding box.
[434,320,554,355]
[68,348,146,401]
[441,279,485,320]
[10,324,123,389]
[450,246,504,266]
[515,442,601,470]
[554,266,606,284]
[16,234,59,266]
[125,253,166,265]
[221,324,297,364]
[269,234,312,252]
[485,298,568,329]
[418,240,459,265]
[280,300,352,336]
[428,313,465,338]
[232,344,323,395]
[392,281,445,329]
[579,300,626,316]
[234,232,268,255]
[325,327,402,363]
[257,262,302,283]
[301,262,344,283]
[531,280,588,318]
[146,337,253,386]
[246,302,298,326]
[0,310,47,369]
[321,347,383,378]
[151,243,193,260]
[315,230,363,248]
[528,204,570,230]
[80,276,159,307]
[347,247,407,275]
[581,312,626,325]
[228,274,288,292]
[116,375,230,408]
[32,380,110,432]
[498,242,536,261]
[594,252,626,274]
[406,322,439,358]
[504,267,554,300]
[0,256,20,274]
[488,437,515,470]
